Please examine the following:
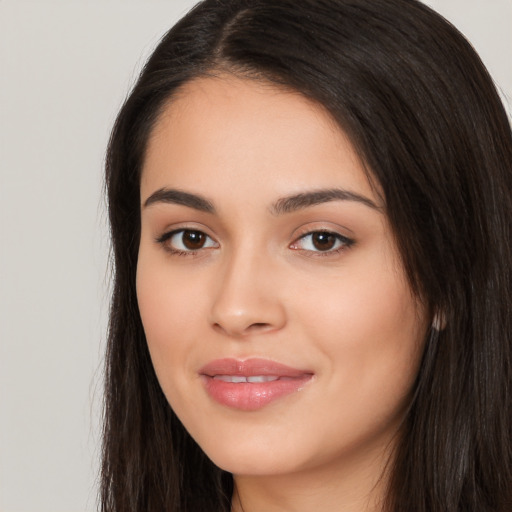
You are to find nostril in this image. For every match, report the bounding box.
[247,322,272,332]
[212,321,272,336]
[209,295,287,336]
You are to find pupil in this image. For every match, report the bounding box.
[183,230,205,250]
[313,232,335,251]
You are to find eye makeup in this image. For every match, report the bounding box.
[155,226,355,259]
[156,228,219,256]
[290,230,354,257]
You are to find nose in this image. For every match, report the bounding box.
[208,250,287,338]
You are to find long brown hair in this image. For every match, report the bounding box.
[103,1,512,510]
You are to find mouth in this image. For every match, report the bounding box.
[213,375,281,383]
[199,358,313,411]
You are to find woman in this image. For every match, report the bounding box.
[102,0,512,510]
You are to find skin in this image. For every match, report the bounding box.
[137,75,429,512]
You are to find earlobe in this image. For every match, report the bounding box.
[432,311,446,331]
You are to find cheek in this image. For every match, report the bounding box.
[300,237,424,349]
[135,250,206,383]
[290,253,426,416]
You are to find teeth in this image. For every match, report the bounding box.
[213,375,279,383]
[247,375,279,383]
[213,375,247,383]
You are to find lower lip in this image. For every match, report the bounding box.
[201,375,312,411]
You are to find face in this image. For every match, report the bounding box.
[137,76,428,479]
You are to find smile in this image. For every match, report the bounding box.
[213,375,280,383]
[200,358,313,411]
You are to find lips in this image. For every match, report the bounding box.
[199,358,313,411]
[213,375,280,383]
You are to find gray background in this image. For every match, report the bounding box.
[1,1,510,511]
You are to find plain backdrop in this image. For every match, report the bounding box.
[0,1,510,511]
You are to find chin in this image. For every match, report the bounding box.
[197,430,326,478]
[208,451,297,476]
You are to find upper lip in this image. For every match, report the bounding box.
[199,358,312,378]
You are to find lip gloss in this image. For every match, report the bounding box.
[199,358,313,411]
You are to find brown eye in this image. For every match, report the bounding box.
[290,230,354,254]
[182,230,206,250]
[157,229,218,254]
[311,232,337,251]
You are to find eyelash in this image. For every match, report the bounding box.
[290,231,355,256]
[156,229,218,256]
[155,229,355,257]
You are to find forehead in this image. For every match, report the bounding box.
[141,75,378,206]
[150,74,343,138]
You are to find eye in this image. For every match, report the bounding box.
[157,229,218,254]
[290,231,354,253]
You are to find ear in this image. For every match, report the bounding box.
[432,311,446,331]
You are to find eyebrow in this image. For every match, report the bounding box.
[142,187,380,214]
[271,188,381,215]
[143,188,215,213]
